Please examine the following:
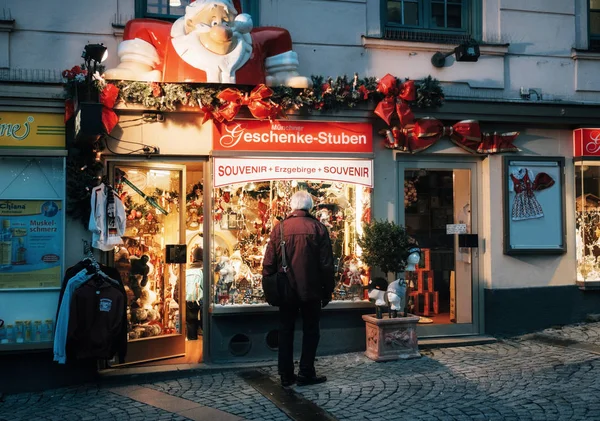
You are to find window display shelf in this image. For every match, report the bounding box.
[0,341,53,352]
[210,300,374,315]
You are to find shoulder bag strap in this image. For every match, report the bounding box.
[280,220,288,273]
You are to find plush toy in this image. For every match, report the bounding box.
[130,254,151,287]
[115,246,130,263]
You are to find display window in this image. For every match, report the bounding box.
[211,157,373,307]
[575,162,600,285]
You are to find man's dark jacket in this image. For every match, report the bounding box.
[262,210,335,302]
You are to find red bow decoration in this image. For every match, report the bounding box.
[99,83,120,134]
[374,74,416,127]
[382,118,519,154]
[216,84,284,121]
[64,83,120,134]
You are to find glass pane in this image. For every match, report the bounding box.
[404,168,472,324]
[146,0,190,16]
[575,164,600,283]
[591,12,600,35]
[447,3,463,28]
[431,1,446,28]
[387,1,419,26]
[387,1,402,24]
[592,0,600,9]
[0,157,64,200]
[404,2,419,26]
[211,180,372,306]
[113,166,182,341]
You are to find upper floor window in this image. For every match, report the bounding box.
[384,0,479,44]
[591,0,600,49]
[137,0,259,25]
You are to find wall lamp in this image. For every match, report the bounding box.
[431,42,480,68]
[82,43,108,64]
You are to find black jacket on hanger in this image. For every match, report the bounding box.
[56,260,128,363]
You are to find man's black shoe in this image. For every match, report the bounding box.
[297,373,327,386]
[281,374,297,387]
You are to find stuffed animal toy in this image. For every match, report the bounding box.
[130,254,151,287]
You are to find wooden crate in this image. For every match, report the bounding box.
[417,270,434,293]
[417,248,431,270]
[423,291,439,315]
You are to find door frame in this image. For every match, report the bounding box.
[397,155,484,337]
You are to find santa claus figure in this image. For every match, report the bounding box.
[104,0,311,88]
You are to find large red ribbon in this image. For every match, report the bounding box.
[217,84,283,121]
[64,83,120,134]
[374,74,416,127]
[100,83,120,134]
[383,118,519,154]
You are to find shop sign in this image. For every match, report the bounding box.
[214,158,373,187]
[0,112,65,148]
[213,120,373,153]
[0,200,63,289]
[573,128,600,157]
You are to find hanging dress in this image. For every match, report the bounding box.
[510,168,555,221]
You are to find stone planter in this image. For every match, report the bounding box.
[362,313,420,361]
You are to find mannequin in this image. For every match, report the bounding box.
[406,247,421,271]
[367,277,388,319]
[386,278,407,318]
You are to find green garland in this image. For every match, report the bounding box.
[114,74,444,114]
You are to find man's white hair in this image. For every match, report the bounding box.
[186,0,237,17]
[290,190,313,211]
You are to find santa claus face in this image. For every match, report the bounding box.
[184,4,236,55]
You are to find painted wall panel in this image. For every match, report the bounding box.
[575,59,600,92]
[260,0,366,45]
[506,56,575,97]
[500,0,574,15]
[365,49,505,89]
[501,11,575,55]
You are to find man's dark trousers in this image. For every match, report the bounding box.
[278,297,322,377]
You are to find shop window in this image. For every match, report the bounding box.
[384,0,481,44]
[136,0,260,26]
[0,157,65,290]
[210,180,372,307]
[575,163,600,285]
[591,0,600,50]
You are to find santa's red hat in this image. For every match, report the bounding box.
[188,0,243,13]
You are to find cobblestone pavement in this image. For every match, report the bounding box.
[2,322,600,421]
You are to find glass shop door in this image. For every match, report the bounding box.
[108,161,186,364]
[399,158,481,337]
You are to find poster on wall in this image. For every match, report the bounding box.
[0,200,63,289]
[503,157,566,255]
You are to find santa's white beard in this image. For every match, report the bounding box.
[171,25,252,83]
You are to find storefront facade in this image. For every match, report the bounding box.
[5,0,600,393]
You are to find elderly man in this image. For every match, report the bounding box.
[262,190,335,387]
